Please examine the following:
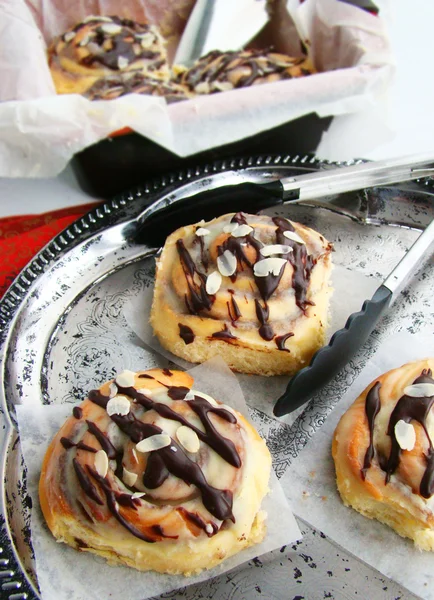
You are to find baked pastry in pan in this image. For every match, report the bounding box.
[150,212,333,376]
[48,16,170,95]
[332,359,434,550]
[175,48,315,94]
[39,368,271,574]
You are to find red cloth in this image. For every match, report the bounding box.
[0,203,99,299]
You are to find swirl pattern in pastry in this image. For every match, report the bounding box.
[150,212,333,376]
[39,368,271,574]
[48,16,170,95]
[332,359,434,551]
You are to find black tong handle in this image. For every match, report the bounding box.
[134,180,285,247]
[273,285,392,417]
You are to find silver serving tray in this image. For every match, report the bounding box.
[1,154,433,600]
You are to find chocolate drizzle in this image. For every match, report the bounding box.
[60,438,97,453]
[176,240,213,314]
[211,324,237,341]
[275,332,294,352]
[361,381,381,480]
[178,323,195,345]
[86,421,117,459]
[226,294,242,326]
[109,411,235,521]
[167,386,190,400]
[88,467,156,543]
[73,406,83,419]
[254,299,274,341]
[362,369,434,498]
[254,265,286,303]
[272,216,314,311]
[177,507,217,537]
[73,459,103,506]
[383,370,434,496]
[115,385,240,468]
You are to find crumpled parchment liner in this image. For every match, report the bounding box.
[0,0,393,177]
[16,356,301,600]
[280,331,434,600]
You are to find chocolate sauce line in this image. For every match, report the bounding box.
[117,385,240,467]
[273,216,314,311]
[86,420,117,459]
[109,411,235,521]
[87,467,156,543]
[254,299,274,341]
[275,332,294,352]
[60,438,97,453]
[383,370,434,495]
[178,323,195,345]
[73,459,103,506]
[362,369,434,498]
[211,324,237,341]
[361,381,381,480]
[176,239,212,314]
[177,507,217,537]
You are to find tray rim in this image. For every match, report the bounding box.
[0,152,433,600]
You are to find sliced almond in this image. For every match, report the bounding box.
[223,222,239,234]
[394,420,416,451]
[106,395,130,416]
[205,523,214,534]
[83,15,112,23]
[131,448,138,464]
[231,224,253,238]
[95,450,109,478]
[283,230,305,245]
[63,31,76,43]
[206,271,222,295]
[122,467,138,487]
[117,56,129,70]
[176,426,200,453]
[253,257,287,278]
[137,32,155,48]
[108,382,118,398]
[217,250,237,277]
[100,23,122,35]
[136,434,171,453]
[195,81,211,94]
[196,227,210,237]
[260,244,292,257]
[115,370,136,388]
[404,383,434,398]
[132,492,146,499]
[213,81,234,92]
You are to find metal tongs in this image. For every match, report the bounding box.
[135,153,434,416]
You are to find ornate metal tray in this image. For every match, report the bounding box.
[0,154,433,600]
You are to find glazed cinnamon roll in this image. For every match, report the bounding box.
[175,49,315,94]
[150,212,333,376]
[48,16,170,95]
[39,368,271,574]
[332,359,434,551]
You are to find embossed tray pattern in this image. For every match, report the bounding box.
[0,154,433,600]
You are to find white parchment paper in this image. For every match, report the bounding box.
[123,264,379,422]
[16,357,301,600]
[280,331,434,600]
[0,0,393,177]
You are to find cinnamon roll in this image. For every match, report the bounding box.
[150,212,333,376]
[39,368,271,574]
[332,359,434,551]
[48,16,170,96]
[175,49,315,95]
